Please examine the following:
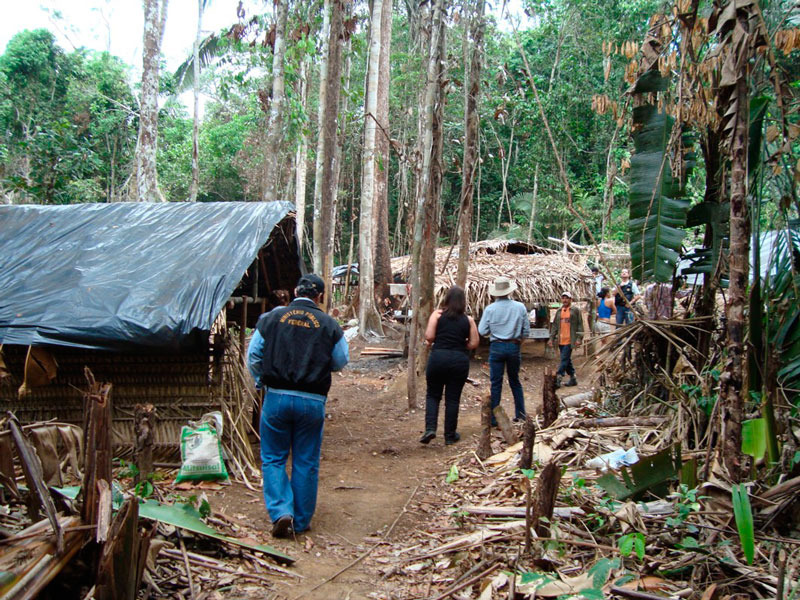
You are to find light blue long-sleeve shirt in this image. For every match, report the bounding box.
[246,299,349,401]
[478,298,530,342]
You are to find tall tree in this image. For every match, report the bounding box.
[407,0,446,408]
[318,0,347,300]
[295,54,310,249]
[373,0,394,303]
[262,0,289,201]
[312,0,332,273]
[359,0,385,336]
[136,0,169,202]
[456,0,485,287]
[713,0,759,480]
[188,0,209,202]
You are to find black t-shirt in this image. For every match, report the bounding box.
[433,313,471,354]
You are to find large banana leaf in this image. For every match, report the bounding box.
[629,105,691,282]
[766,223,800,393]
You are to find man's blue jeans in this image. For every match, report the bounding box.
[557,344,575,377]
[489,341,526,422]
[616,305,634,325]
[260,390,325,533]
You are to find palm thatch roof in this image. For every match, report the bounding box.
[391,240,593,316]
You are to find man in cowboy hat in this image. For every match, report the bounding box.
[548,290,584,388]
[478,276,530,423]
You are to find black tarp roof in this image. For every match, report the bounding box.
[0,202,297,351]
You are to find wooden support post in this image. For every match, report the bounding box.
[81,368,112,534]
[133,404,156,484]
[542,367,559,428]
[532,461,562,538]
[476,392,493,460]
[492,405,517,445]
[96,496,154,600]
[239,296,249,365]
[519,416,536,470]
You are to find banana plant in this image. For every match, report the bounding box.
[628,95,693,282]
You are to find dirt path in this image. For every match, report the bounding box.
[204,338,594,599]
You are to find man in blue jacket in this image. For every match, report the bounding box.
[247,274,349,538]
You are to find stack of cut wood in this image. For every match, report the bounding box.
[360,346,404,357]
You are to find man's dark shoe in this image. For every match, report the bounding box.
[565,376,578,387]
[445,432,461,446]
[513,416,527,423]
[271,515,294,538]
[419,430,436,444]
[555,376,562,389]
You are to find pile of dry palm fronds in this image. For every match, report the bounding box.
[391,240,592,316]
[367,402,800,600]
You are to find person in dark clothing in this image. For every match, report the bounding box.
[548,291,584,388]
[419,286,479,446]
[247,274,349,538]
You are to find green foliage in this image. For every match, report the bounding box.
[446,464,459,484]
[0,30,137,203]
[731,484,755,565]
[617,532,645,560]
[741,418,768,462]
[628,103,691,282]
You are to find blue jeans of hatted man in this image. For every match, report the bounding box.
[260,389,325,533]
[489,341,526,423]
[557,344,575,377]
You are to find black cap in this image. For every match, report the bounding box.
[591,266,599,273]
[296,273,325,297]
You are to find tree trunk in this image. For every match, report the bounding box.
[719,74,750,481]
[189,0,203,202]
[295,57,310,250]
[327,19,353,310]
[415,11,446,374]
[262,0,289,201]
[136,0,169,202]
[407,0,445,409]
[319,0,346,299]
[456,0,485,289]
[359,0,385,337]
[526,164,538,245]
[312,0,331,273]
[373,0,394,305]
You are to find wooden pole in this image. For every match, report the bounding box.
[133,404,155,484]
[476,392,492,460]
[542,367,559,428]
[532,461,561,538]
[519,416,536,470]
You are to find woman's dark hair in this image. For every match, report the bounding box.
[598,286,610,299]
[441,285,467,317]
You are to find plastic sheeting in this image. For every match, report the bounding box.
[0,202,297,351]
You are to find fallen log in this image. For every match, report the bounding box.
[560,390,598,408]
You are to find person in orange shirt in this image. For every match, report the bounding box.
[547,291,584,388]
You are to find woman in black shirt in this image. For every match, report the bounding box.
[419,286,479,445]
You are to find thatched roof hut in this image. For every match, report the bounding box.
[391,240,593,316]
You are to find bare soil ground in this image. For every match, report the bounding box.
[200,333,594,600]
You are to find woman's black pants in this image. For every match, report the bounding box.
[424,349,470,441]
